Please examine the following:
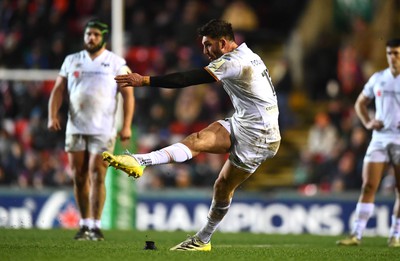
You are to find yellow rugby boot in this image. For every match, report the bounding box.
[102,151,145,178]
[170,236,211,251]
[336,235,361,246]
[388,237,400,247]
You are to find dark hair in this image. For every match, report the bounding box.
[85,18,109,42]
[197,19,235,41]
[386,38,400,47]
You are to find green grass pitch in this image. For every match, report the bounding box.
[0,229,399,261]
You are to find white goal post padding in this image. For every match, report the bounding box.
[0,69,59,81]
[0,68,124,131]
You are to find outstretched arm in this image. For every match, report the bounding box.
[115,68,216,88]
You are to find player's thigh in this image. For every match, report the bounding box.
[183,121,231,154]
[68,151,89,177]
[362,139,392,187]
[361,161,387,187]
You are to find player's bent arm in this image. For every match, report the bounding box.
[47,76,67,131]
[354,93,381,130]
[354,93,371,126]
[150,68,216,88]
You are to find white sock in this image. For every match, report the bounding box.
[389,215,400,239]
[86,219,101,229]
[87,219,95,230]
[351,202,374,240]
[196,200,231,243]
[79,218,91,228]
[94,219,101,229]
[134,143,192,166]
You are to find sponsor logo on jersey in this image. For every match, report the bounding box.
[265,105,278,114]
[251,59,264,66]
[265,105,278,111]
[208,58,226,72]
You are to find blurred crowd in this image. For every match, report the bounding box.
[0,0,304,69]
[0,0,305,190]
[0,0,396,194]
[297,97,396,195]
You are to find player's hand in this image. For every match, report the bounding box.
[119,126,132,141]
[365,119,384,130]
[115,73,144,88]
[48,117,62,131]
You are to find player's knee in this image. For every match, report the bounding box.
[361,182,378,196]
[91,169,106,184]
[213,178,232,199]
[395,187,400,197]
[73,174,88,187]
[182,133,198,147]
[213,178,224,192]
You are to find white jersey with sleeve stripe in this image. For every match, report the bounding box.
[362,68,400,139]
[59,49,128,136]
[205,43,281,143]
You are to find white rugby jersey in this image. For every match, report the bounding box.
[59,49,128,136]
[363,68,400,138]
[205,43,281,142]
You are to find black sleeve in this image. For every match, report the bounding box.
[150,68,216,88]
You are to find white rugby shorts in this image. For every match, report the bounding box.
[364,137,400,164]
[218,118,280,173]
[65,134,116,154]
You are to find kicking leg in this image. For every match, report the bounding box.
[103,121,231,178]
